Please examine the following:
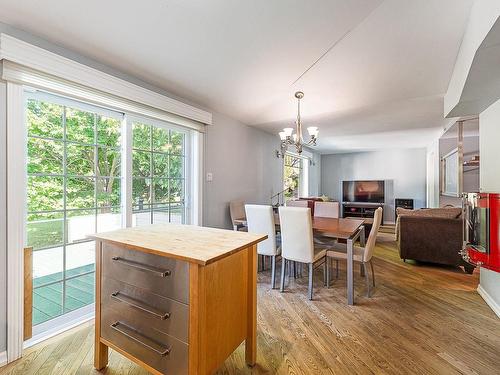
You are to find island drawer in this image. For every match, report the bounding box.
[101,243,189,304]
[101,276,189,343]
[101,308,188,375]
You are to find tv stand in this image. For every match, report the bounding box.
[342,202,384,225]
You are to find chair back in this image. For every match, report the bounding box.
[363,207,383,262]
[286,200,308,208]
[278,207,314,263]
[229,200,246,225]
[314,201,339,218]
[245,204,278,256]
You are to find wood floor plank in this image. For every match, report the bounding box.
[1,236,498,375]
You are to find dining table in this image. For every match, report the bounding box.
[239,214,365,305]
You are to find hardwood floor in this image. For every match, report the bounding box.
[1,234,499,374]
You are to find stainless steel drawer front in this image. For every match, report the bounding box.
[102,308,188,375]
[102,243,189,304]
[102,277,189,343]
[111,291,171,320]
[111,321,171,356]
[111,256,171,277]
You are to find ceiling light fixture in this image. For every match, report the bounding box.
[278,91,318,157]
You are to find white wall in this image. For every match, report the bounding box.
[307,150,321,197]
[321,148,427,223]
[203,112,282,229]
[478,98,500,315]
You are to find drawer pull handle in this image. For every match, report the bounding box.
[111,256,171,277]
[111,291,171,320]
[111,321,171,356]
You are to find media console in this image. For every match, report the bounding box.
[342,202,384,225]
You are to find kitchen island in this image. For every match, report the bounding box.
[89,224,267,375]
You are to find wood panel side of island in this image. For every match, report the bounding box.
[94,240,108,370]
[245,244,257,366]
[188,244,257,374]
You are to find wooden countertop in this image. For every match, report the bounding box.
[89,224,267,266]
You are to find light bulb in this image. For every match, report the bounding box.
[307,127,318,137]
[283,127,293,137]
[279,131,286,141]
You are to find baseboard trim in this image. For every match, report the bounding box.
[477,284,500,318]
[0,350,7,367]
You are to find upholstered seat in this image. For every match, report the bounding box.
[326,243,365,262]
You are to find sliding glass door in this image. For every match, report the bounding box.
[24,92,192,335]
[26,93,123,329]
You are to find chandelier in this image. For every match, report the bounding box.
[278,91,318,156]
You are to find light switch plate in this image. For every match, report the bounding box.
[206,172,213,182]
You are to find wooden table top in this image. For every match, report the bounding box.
[89,224,267,266]
[309,217,364,239]
[273,215,364,239]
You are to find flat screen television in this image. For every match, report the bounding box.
[342,180,385,203]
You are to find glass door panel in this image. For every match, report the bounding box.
[26,93,123,328]
[131,120,187,226]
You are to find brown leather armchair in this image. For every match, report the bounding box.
[396,208,474,274]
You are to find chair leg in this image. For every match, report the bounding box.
[370,260,375,287]
[271,255,276,289]
[323,259,327,286]
[335,260,339,279]
[280,259,286,292]
[363,263,371,297]
[360,263,365,277]
[293,261,297,279]
[308,263,314,300]
[325,258,330,288]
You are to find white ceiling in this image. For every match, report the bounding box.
[0,0,474,153]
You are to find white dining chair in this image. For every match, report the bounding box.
[285,200,308,208]
[314,201,339,218]
[326,207,383,297]
[278,206,329,300]
[245,204,281,289]
[312,201,339,246]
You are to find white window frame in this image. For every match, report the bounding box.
[6,81,26,362]
[283,151,310,199]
